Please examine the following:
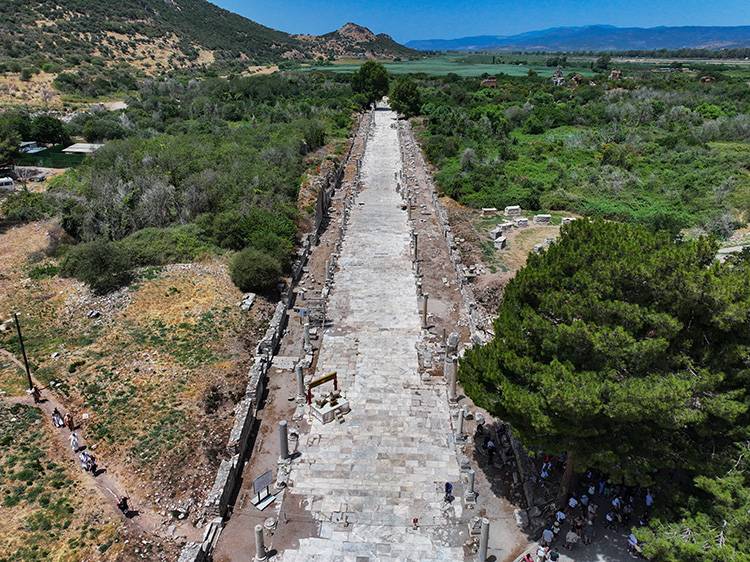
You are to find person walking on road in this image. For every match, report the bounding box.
[52,408,65,428]
[69,431,79,453]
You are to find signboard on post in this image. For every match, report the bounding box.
[251,470,276,510]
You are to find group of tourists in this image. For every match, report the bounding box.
[32,387,133,518]
[51,407,74,431]
[53,406,102,476]
[524,465,653,560]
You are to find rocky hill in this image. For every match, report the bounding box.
[292,23,416,60]
[0,1,414,73]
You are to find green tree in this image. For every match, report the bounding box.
[390,77,422,117]
[638,444,750,562]
[30,114,69,145]
[351,61,389,107]
[460,220,750,491]
[61,239,133,294]
[0,128,20,165]
[592,54,612,72]
[230,247,282,293]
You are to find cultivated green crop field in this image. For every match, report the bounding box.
[302,55,595,77]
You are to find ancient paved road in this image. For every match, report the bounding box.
[278,108,466,562]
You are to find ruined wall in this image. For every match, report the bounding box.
[397,120,493,345]
[177,111,372,562]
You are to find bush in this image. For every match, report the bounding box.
[1,191,56,223]
[118,225,213,266]
[61,239,132,294]
[229,248,282,293]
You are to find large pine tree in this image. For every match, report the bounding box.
[461,220,750,486]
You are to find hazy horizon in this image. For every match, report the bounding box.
[213,0,750,42]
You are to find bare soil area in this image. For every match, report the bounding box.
[0,219,274,558]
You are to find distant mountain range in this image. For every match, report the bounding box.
[406,25,750,52]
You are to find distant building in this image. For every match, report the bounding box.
[62,143,104,154]
[480,77,497,89]
[609,69,623,81]
[551,68,565,86]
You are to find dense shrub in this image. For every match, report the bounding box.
[0,191,56,223]
[61,239,132,294]
[118,225,213,266]
[229,248,282,293]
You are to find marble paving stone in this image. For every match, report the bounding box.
[278,109,464,562]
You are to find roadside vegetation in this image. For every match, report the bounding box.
[461,219,750,560]
[393,66,750,236]
[1,73,357,294]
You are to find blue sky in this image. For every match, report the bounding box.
[214,0,750,42]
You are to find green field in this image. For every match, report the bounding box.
[302,55,594,77]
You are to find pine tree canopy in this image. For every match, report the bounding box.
[460,219,750,484]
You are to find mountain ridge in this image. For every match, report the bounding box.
[406,24,750,52]
[0,1,415,73]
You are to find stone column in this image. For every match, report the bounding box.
[421,294,429,328]
[255,524,267,561]
[445,355,458,402]
[456,408,465,442]
[447,331,459,355]
[295,363,305,399]
[465,469,477,502]
[478,518,490,562]
[278,420,289,461]
[303,319,312,351]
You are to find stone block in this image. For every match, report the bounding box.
[504,205,522,217]
[514,217,529,228]
[533,214,552,224]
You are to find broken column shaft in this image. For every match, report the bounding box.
[278,420,289,461]
[456,408,465,441]
[303,319,312,351]
[478,518,490,561]
[445,355,458,402]
[465,469,477,501]
[255,524,267,561]
[295,363,305,399]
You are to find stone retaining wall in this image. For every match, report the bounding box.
[177,111,372,562]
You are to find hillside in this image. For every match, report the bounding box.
[0,1,415,74]
[293,23,416,60]
[407,24,750,52]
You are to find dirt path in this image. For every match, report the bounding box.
[0,347,201,543]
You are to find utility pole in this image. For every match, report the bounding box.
[13,312,33,390]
